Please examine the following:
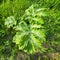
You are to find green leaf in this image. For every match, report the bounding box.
[13,4,46,54]
[5,16,16,28]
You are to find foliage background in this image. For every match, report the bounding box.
[0,0,60,60]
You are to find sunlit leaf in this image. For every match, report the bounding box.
[13,4,46,54]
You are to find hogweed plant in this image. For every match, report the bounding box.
[5,4,48,54]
